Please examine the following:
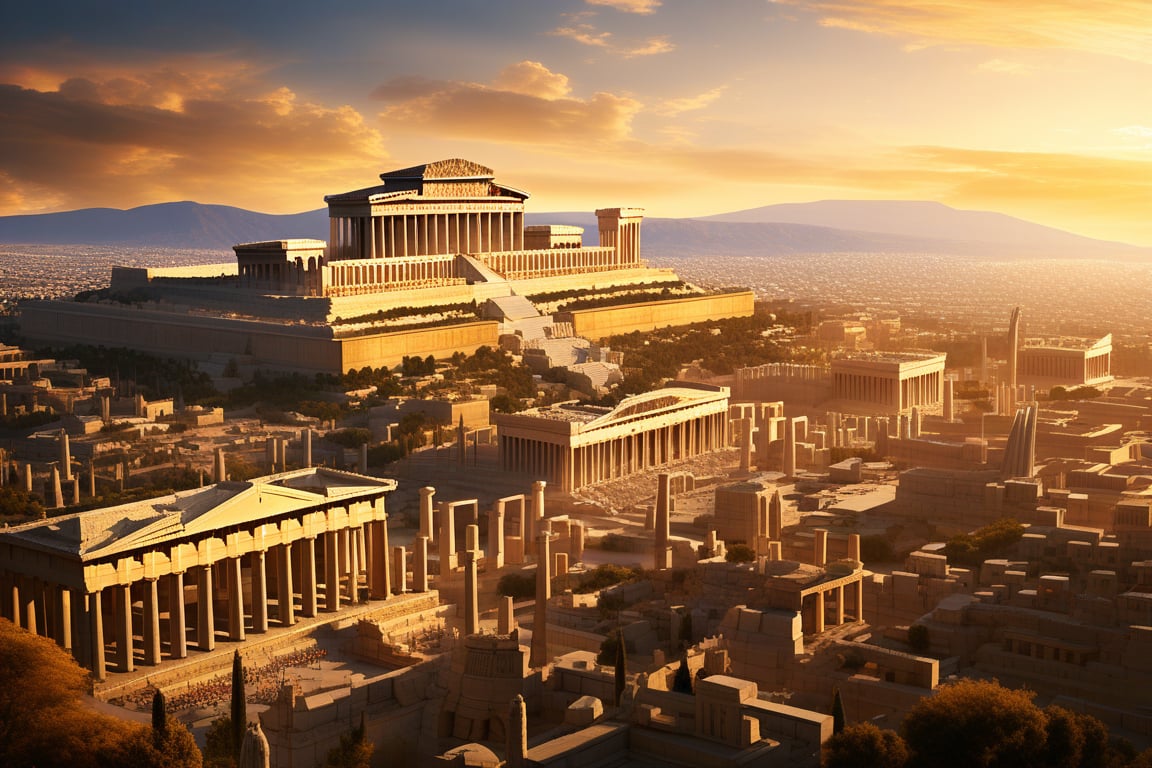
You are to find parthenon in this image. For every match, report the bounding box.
[831,352,947,413]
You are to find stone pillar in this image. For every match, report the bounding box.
[214,447,226,483]
[508,694,528,768]
[530,532,551,668]
[278,543,295,625]
[115,584,134,672]
[197,564,215,651]
[571,521,585,563]
[555,552,569,591]
[531,480,546,549]
[783,418,797,477]
[438,501,457,572]
[324,532,341,611]
[943,378,955,422]
[59,429,72,481]
[814,529,828,567]
[848,533,861,563]
[303,428,313,468]
[413,536,429,592]
[768,490,782,540]
[141,578,161,665]
[49,465,62,509]
[169,572,187,658]
[89,590,106,681]
[301,538,318,618]
[465,523,480,554]
[488,503,505,569]
[359,443,369,474]
[853,580,864,623]
[21,462,32,493]
[251,550,268,633]
[463,550,479,636]
[391,546,407,595]
[227,557,245,641]
[834,585,845,625]
[813,590,826,634]
[419,487,436,543]
[655,473,671,570]
[368,519,391,599]
[738,418,753,472]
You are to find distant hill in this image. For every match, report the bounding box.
[0,202,327,249]
[1,200,1147,260]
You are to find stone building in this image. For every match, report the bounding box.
[0,467,398,680]
[492,383,731,491]
[20,159,753,374]
[831,352,947,413]
[1019,334,1113,389]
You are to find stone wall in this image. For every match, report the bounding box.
[555,291,755,341]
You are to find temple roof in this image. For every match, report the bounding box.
[381,158,495,181]
[1,467,396,561]
[325,159,529,204]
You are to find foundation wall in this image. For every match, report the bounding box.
[556,291,755,340]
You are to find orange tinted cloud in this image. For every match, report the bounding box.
[0,74,386,214]
[777,1,1152,62]
[586,0,662,14]
[374,62,641,146]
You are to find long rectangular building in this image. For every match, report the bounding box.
[493,382,731,491]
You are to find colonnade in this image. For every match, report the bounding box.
[498,409,729,492]
[833,369,943,411]
[479,245,633,281]
[801,577,866,634]
[322,254,463,297]
[329,208,525,262]
[1020,350,1111,384]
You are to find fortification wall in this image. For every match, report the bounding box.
[337,321,500,372]
[556,291,755,340]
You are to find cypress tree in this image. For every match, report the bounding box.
[231,650,247,758]
[151,689,167,738]
[672,655,693,694]
[832,687,846,734]
[613,630,627,707]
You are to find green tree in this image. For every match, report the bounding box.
[902,679,1047,768]
[823,722,909,768]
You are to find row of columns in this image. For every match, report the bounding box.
[480,246,625,281]
[0,519,393,680]
[329,210,526,261]
[498,410,728,491]
[323,254,461,296]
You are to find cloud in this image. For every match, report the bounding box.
[373,62,641,146]
[550,24,613,48]
[492,61,572,99]
[586,0,662,14]
[775,0,1152,63]
[657,86,727,115]
[976,58,1036,75]
[1112,125,1152,138]
[622,36,676,57]
[0,75,386,215]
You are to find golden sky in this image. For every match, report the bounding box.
[2,0,1150,244]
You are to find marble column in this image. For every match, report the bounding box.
[324,532,341,612]
[488,503,505,569]
[413,536,429,592]
[463,550,479,636]
[227,557,245,641]
[197,564,215,651]
[530,532,551,668]
[142,578,161,665]
[89,590,106,681]
[250,551,268,633]
[368,519,391,599]
[278,543,295,626]
[115,584,134,672]
[301,538,318,618]
[169,572,187,659]
[438,501,457,572]
[391,546,407,595]
[655,473,671,570]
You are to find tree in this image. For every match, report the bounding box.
[907,624,930,655]
[231,651,247,760]
[832,688,847,735]
[725,544,756,563]
[823,722,909,768]
[324,713,374,768]
[152,689,168,739]
[672,655,693,694]
[614,629,627,707]
[0,617,198,768]
[902,679,1047,768]
[203,716,236,768]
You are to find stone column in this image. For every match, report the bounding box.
[115,584,134,672]
[59,429,72,481]
[834,585,845,625]
[303,428,313,468]
[227,557,245,641]
[738,418,753,472]
[655,473,672,570]
[488,503,505,569]
[89,590,106,681]
[848,533,861,563]
[814,529,828,567]
[413,536,429,592]
[498,595,515,635]
[278,543,295,625]
[530,532,551,668]
[813,590,826,634]
[768,490,782,541]
[391,546,407,595]
[463,550,479,636]
[324,532,341,612]
[197,564,215,651]
[301,538,318,618]
[419,487,436,543]
[438,501,457,572]
[142,578,161,665]
[169,572,187,659]
[783,418,797,477]
[508,694,527,768]
[571,522,585,563]
[943,378,955,422]
[368,519,391,599]
[250,551,268,634]
[531,480,546,543]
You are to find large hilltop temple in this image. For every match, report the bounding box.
[20,159,753,374]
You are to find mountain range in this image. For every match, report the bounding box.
[0,200,1147,260]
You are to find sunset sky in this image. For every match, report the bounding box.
[2,1,1150,244]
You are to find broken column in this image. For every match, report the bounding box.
[413,536,429,592]
[391,546,407,595]
[419,487,436,543]
[530,532,551,668]
[507,695,527,768]
[783,417,797,477]
[463,549,479,636]
[498,595,515,634]
[488,502,505,569]
[438,501,457,572]
[655,473,672,570]
[58,429,72,481]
